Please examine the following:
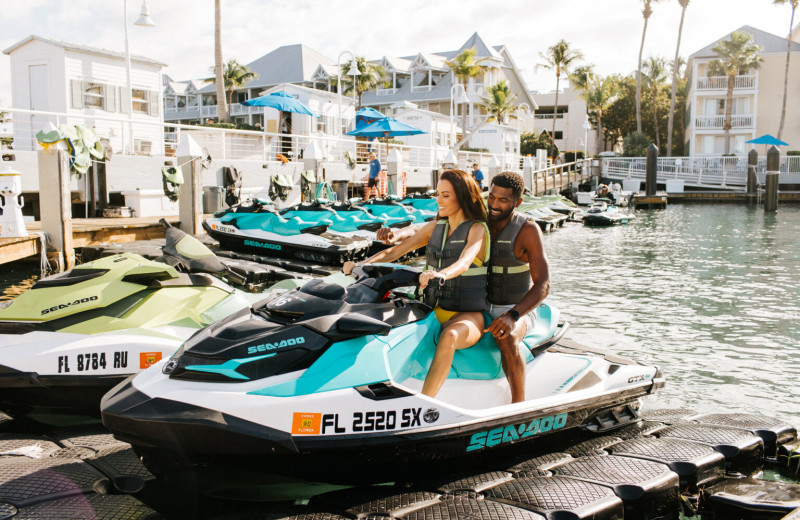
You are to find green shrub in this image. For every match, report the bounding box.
[622,131,651,157]
[461,146,490,153]
[564,150,585,162]
[787,150,800,156]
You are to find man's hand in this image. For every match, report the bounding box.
[418,270,445,289]
[376,227,398,245]
[485,313,517,340]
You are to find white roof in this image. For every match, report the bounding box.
[2,34,166,66]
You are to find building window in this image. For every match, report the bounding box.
[132,89,149,113]
[554,131,563,140]
[83,83,105,108]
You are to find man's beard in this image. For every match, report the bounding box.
[487,206,514,222]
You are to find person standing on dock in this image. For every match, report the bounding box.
[471,163,484,191]
[367,153,381,200]
[374,171,550,404]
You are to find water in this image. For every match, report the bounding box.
[1,204,798,426]
[542,203,800,424]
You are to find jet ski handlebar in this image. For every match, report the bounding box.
[349,264,442,303]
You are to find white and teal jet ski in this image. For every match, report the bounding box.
[204,199,372,265]
[101,265,664,499]
[0,221,308,415]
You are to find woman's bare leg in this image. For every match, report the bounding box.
[421,312,485,398]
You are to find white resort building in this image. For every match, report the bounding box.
[3,35,165,155]
[685,25,800,155]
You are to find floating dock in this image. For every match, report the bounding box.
[0,408,798,519]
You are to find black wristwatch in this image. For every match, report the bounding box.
[506,309,520,321]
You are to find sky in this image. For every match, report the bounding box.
[0,0,796,107]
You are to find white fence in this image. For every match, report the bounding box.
[696,75,757,90]
[603,156,800,189]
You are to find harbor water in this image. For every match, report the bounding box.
[2,203,798,425]
[542,203,800,425]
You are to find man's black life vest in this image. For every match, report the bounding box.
[488,212,532,305]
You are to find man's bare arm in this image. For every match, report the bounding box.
[513,221,551,315]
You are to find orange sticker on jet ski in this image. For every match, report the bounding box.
[140,352,162,369]
[292,413,321,434]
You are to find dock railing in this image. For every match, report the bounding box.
[602,156,800,189]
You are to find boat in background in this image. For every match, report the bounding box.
[581,200,635,226]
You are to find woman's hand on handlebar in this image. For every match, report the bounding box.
[418,270,446,289]
[343,261,361,275]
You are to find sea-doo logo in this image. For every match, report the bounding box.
[423,408,440,423]
[247,336,305,355]
[466,413,569,452]
[41,295,98,315]
[244,239,282,251]
[162,358,179,374]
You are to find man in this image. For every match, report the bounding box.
[471,163,484,190]
[367,152,381,199]
[482,171,550,403]
[376,171,550,403]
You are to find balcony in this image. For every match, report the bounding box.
[376,88,398,96]
[694,114,754,129]
[411,85,434,93]
[696,75,757,90]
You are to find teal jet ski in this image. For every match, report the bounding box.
[360,197,435,224]
[204,200,372,265]
[101,264,664,500]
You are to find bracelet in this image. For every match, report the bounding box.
[506,309,520,321]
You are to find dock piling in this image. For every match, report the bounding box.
[765,145,779,212]
[37,147,74,271]
[747,149,758,196]
[646,144,658,196]
[177,135,205,235]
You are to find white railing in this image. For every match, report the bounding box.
[410,85,433,93]
[376,88,398,96]
[694,114,754,129]
[0,106,529,172]
[696,75,757,90]
[602,155,800,189]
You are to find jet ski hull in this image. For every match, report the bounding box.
[103,362,659,497]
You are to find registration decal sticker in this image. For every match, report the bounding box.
[292,413,321,434]
[140,352,163,369]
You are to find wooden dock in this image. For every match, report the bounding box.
[0,216,180,266]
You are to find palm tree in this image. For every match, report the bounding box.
[480,80,518,124]
[707,32,763,154]
[642,56,669,148]
[570,65,618,155]
[338,57,386,108]
[537,39,584,137]
[213,0,228,123]
[445,47,487,137]
[636,0,664,133]
[206,59,259,110]
[773,0,798,139]
[667,0,690,156]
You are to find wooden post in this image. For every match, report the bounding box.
[747,149,758,195]
[645,143,658,196]
[764,145,779,212]
[38,147,74,271]
[177,135,205,235]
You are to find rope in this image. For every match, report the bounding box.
[34,231,53,278]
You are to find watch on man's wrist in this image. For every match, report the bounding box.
[507,309,520,321]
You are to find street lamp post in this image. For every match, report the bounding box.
[515,102,531,133]
[123,0,155,155]
[449,73,467,152]
[336,51,359,138]
[583,115,590,159]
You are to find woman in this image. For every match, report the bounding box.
[343,170,488,398]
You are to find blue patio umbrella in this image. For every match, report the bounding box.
[242,91,319,117]
[355,107,387,129]
[347,117,425,155]
[746,134,788,146]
